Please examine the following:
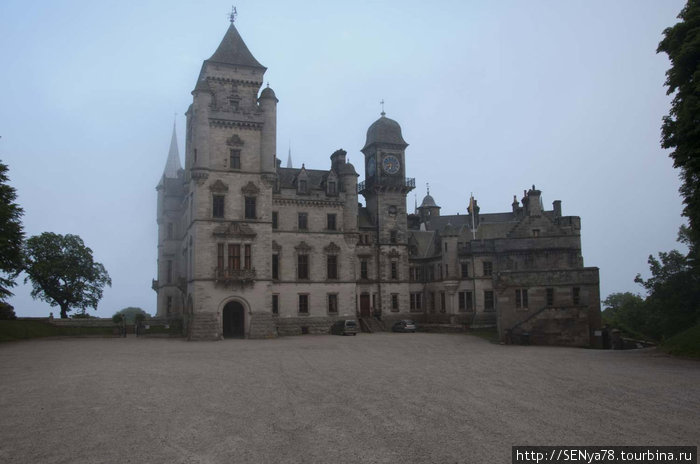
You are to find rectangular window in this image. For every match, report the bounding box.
[441,292,446,311]
[298,180,307,193]
[546,288,554,307]
[391,261,398,280]
[532,229,540,237]
[272,294,279,315]
[166,296,172,315]
[167,223,174,240]
[298,212,308,230]
[298,254,309,280]
[515,289,528,309]
[230,149,241,169]
[298,294,309,314]
[360,260,368,279]
[272,211,278,229]
[444,242,448,252]
[410,293,423,311]
[327,255,338,279]
[430,292,436,312]
[217,244,224,271]
[272,254,279,280]
[459,291,473,311]
[390,230,397,243]
[328,181,336,194]
[213,195,225,218]
[483,261,493,276]
[328,294,338,314]
[244,244,251,270]
[484,290,494,311]
[438,264,443,280]
[461,262,469,278]
[244,196,256,219]
[573,287,581,305]
[228,244,240,270]
[445,264,448,278]
[166,260,172,283]
[327,214,336,230]
[391,294,399,312]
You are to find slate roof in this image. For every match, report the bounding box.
[363,115,408,150]
[207,24,266,70]
[277,167,330,190]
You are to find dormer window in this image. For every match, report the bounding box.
[327,181,337,195]
[298,180,307,194]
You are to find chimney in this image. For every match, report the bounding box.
[553,200,562,218]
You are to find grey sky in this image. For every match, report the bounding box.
[0,0,686,317]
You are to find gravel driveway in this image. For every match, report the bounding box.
[0,333,698,463]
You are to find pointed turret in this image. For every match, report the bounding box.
[163,122,182,179]
[207,23,266,70]
[287,145,293,168]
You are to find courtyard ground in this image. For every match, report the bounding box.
[0,333,698,464]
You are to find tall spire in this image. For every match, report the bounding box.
[163,120,182,179]
[208,21,266,69]
[286,141,293,168]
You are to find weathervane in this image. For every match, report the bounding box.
[380,99,385,116]
[229,6,237,24]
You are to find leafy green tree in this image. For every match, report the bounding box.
[0,302,17,320]
[0,161,24,301]
[24,233,112,318]
[658,1,700,262]
[113,307,150,324]
[602,292,650,337]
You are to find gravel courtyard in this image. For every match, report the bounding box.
[0,333,698,464]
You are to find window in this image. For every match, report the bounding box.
[213,195,225,218]
[573,287,581,305]
[244,244,251,270]
[483,261,493,276]
[217,244,224,271]
[298,180,307,193]
[327,181,336,195]
[390,230,397,243]
[445,264,448,278]
[410,293,423,311]
[391,294,399,312]
[458,291,473,311]
[272,211,278,229]
[327,255,338,279]
[228,244,240,270]
[327,214,336,231]
[167,223,174,240]
[391,261,398,280]
[328,294,338,314]
[298,294,309,314]
[438,264,442,280]
[430,292,436,313]
[461,262,469,278]
[298,254,309,279]
[444,242,448,252]
[546,288,554,306]
[272,254,279,280]
[441,292,446,311]
[230,149,241,169]
[272,294,279,315]
[166,260,172,283]
[194,148,197,163]
[298,212,308,230]
[244,196,256,219]
[166,296,172,316]
[484,291,494,311]
[515,289,528,309]
[360,260,368,279]
[532,229,540,237]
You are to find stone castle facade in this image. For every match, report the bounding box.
[154,23,602,346]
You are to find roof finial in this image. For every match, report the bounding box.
[380,99,385,117]
[266,82,270,88]
[426,182,430,195]
[229,6,237,24]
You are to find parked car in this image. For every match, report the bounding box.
[331,319,358,336]
[392,320,417,333]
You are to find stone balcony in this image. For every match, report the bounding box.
[214,267,257,286]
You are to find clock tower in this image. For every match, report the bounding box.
[360,111,415,317]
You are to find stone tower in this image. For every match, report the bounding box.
[181,22,277,339]
[360,113,415,316]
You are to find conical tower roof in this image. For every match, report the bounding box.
[207,23,266,70]
[162,122,182,180]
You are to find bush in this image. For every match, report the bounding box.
[0,302,17,320]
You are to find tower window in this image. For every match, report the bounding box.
[327,214,336,231]
[327,255,338,280]
[360,260,368,279]
[298,254,309,279]
[573,287,581,305]
[212,195,225,218]
[244,244,251,270]
[272,254,279,280]
[298,213,308,230]
[546,288,554,306]
[327,181,337,195]
[390,230,397,243]
[391,261,398,280]
[230,149,241,169]
[166,260,173,284]
[461,262,469,278]
[244,196,256,219]
[272,211,278,229]
[166,296,172,316]
[272,294,279,315]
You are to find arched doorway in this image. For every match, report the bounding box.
[222,301,245,338]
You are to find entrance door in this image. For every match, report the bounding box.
[360,294,371,318]
[222,301,245,338]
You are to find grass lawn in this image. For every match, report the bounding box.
[0,320,115,342]
[660,323,700,358]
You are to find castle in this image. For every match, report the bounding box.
[154,22,602,346]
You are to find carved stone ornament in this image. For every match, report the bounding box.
[387,248,400,258]
[324,242,341,254]
[209,179,229,193]
[241,181,260,196]
[226,134,245,147]
[272,240,282,252]
[191,170,209,186]
[212,222,257,238]
[295,241,313,253]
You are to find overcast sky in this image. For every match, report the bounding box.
[0,0,687,317]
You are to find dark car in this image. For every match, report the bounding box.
[330,319,358,336]
[392,319,417,333]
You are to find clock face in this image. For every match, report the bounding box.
[382,155,400,175]
[367,155,376,177]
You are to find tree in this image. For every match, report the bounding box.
[24,233,112,318]
[113,307,150,324]
[0,161,25,301]
[0,302,17,320]
[658,1,700,262]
